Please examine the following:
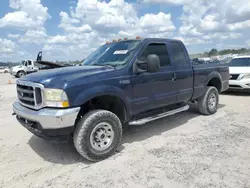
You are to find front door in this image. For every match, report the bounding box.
[131,41,178,115]
[26,60,33,73]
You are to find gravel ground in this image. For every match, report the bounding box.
[0,73,250,188]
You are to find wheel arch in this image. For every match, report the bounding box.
[206,71,222,92]
[73,88,130,124]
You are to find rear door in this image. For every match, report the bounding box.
[131,40,178,114]
[168,41,193,103]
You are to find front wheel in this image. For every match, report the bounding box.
[73,110,123,162]
[197,86,219,115]
[17,71,26,78]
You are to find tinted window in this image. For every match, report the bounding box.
[229,58,250,67]
[171,42,187,65]
[139,43,171,67]
[28,60,32,65]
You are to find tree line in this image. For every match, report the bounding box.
[197,48,250,57]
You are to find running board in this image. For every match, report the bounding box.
[129,105,189,125]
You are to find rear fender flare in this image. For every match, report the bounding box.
[206,71,222,85]
[205,71,222,92]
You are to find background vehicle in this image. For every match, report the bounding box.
[192,58,221,64]
[4,67,9,73]
[9,59,39,78]
[228,56,250,91]
[13,38,229,162]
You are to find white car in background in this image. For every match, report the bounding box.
[4,67,9,73]
[228,56,250,91]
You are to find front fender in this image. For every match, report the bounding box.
[72,85,131,112]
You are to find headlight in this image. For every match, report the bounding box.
[241,74,250,79]
[44,89,69,108]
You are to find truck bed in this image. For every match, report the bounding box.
[192,63,229,100]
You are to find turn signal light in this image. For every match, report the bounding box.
[62,101,69,107]
[136,36,140,39]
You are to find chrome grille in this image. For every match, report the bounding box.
[16,80,44,109]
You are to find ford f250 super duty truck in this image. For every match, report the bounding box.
[12,38,229,162]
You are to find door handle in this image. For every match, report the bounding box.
[172,72,176,81]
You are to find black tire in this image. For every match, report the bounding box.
[73,110,123,162]
[17,71,25,78]
[4,70,8,73]
[197,86,219,115]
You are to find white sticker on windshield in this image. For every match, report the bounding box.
[113,50,128,55]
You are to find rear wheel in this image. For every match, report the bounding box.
[197,86,219,115]
[73,110,122,162]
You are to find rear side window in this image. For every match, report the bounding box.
[229,58,250,66]
[139,43,171,67]
[28,60,32,65]
[171,42,187,65]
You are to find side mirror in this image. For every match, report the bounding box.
[146,54,160,73]
[134,54,160,74]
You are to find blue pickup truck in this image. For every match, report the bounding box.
[13,38,229,161]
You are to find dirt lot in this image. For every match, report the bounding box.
[0,73,250,188]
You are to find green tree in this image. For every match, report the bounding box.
[208,48,218,56]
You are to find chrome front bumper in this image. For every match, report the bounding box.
[229,79,250,89]
[13,101,80,129]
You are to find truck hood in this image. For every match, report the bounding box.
[229,67,250,74]
[12,65,24,69]
[11,65,24,72]
[20,65,113,88]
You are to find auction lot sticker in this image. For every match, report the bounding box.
[113,50,128,54]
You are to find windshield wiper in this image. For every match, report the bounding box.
[92,63,117,69]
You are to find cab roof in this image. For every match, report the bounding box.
[105,37,183,45]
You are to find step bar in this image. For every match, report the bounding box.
[129,105,189,125]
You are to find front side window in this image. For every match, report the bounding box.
[139,43,171,67]
[82,40,141,68]
[171,42,187,65]
[229,58,250,67]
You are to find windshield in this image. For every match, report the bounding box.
[229,58,250,67]
[19,60,25,65]
[82,40,141,67]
